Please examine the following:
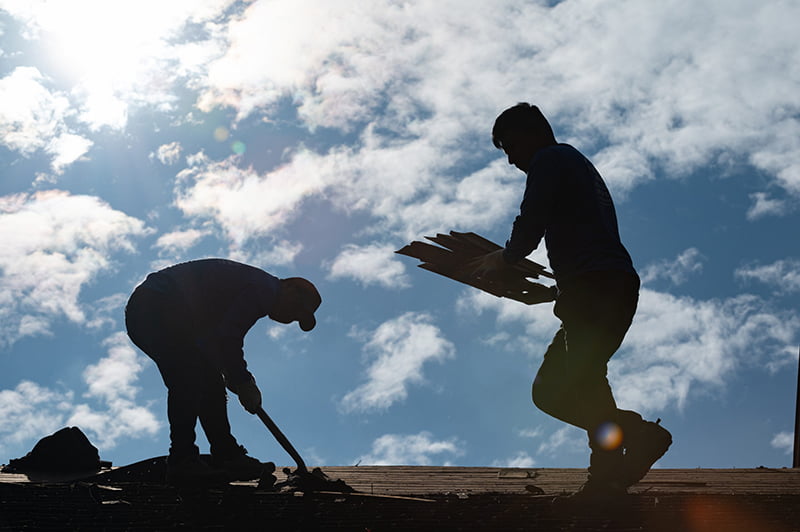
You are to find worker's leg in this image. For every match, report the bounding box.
[532,272,639,486]
[196,364,270,480]
[196,365,239,457]
[125,287,201,463]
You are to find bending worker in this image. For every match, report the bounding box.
[125,258,321,484]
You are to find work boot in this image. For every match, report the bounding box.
[166,456,228,486]
[622,417,672,487]
[568,439,627,502]
[212,445,274,481]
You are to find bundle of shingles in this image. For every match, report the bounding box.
[395,231,555,305]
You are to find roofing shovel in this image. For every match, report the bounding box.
[254,406,354,493]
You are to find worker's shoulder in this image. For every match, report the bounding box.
[530,144,589,178]
[537,143,584,162]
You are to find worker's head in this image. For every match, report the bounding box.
[272,277,322,331]
[492,103,556,171]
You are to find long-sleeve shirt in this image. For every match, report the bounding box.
[502,143,636,284]
[139,258,281,385]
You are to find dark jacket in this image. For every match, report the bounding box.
[502,144,636,285]
[139,259,281,384]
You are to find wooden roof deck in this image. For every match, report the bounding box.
[306,466,800,496]
[2,466,799,530]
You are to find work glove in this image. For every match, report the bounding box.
[232,376,262,414]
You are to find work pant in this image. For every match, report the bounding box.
[532,270,641,481]
[125,286,240,463]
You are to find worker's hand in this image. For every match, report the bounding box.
[233,376,262,414]
[516,282,558,305]
[465,249,513,280]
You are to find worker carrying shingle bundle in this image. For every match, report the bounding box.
[469,103,672,501]
[125,259,321,485]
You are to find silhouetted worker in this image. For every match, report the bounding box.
[471,103,671,499]
[125,258,321,484]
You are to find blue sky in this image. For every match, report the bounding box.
[1,0,799,470]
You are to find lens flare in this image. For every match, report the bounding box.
[231,141,246,155]
[214,127,229,142]
[595,422,624,451]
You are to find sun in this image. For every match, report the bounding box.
[26,1,192,128]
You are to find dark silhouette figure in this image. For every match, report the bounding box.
[471,103,671,499]
[125,258,321,484]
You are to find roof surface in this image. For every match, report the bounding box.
[2,466,799,530]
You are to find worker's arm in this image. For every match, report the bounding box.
[503,155,556,264]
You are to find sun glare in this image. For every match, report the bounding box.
[22,0,196,129]
[39,2,168,83]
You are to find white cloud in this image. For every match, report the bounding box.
[69,333,161,448]
[536,426,586,458]
[85,293,129,330]
[233,239,303,268]
[153,141,183,165]
[356,431,464,465]
[492,451,536,468]
[736,259,800,295]
[327,243,410,289]
[462,286,799,417]
[154,228,209,254]
[340,312,455,412]
[770,431,794,455]
[641,248,705,286]
[456,289,560,353]
[0,190,150,346]
[0,334,161,457]
[173,152,324,247]
[747,192,791,220]
[612,289,800,414]
[0,67,69,154]
[0,381,74,456]
[517,427,545,440]
[46,132,93,173]
[187,0,800,242]
[0,66,92,174]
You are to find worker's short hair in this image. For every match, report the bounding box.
[492,103,556,149]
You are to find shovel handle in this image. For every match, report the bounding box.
[255,407,308,473]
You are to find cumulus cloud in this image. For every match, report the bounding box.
[0,190,150,346]
[192,0,800,215]
[536,426,586,458]
[747,192,791,220]
[0,381,74,456]
[770,431,793,455]
[154,228,209,254]
[0,66,92,173]
[153,141,183,165]
[340,312,456,412]
[612,289,800,413]
[641,248,706,286]
[173,152,324,247]
[0,334,160,456]
[735,259,800,295]
[327,243,410,289]
[356,431,464,465]
[460,286,799,417]
[492,451,536,468]
[69,333,160,448]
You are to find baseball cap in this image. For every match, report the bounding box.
[288,278,321,331]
